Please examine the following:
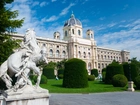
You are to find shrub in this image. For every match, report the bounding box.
[105,62,124,84]
[58,68,64,79]
[43,67,55,79]
[88,75,95,81]
[102,68,106,82]
[58,74,63,79]
[63,58,88,88]
[91,69,98,77]
[134,76,140,89]
[40,75,47,84]
[112,74,128,87]
[102,71,106,82]
[30,75,37,84]
[123,63,138,81]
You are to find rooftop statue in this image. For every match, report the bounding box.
[0,28,48,92]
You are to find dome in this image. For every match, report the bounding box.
[64,13,82,27]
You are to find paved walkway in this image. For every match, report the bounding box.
[49,92,140,105]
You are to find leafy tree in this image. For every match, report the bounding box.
[0,0,24,64]
[45,61,56,69]
[131,57,140,75]
[105,61,124,84]
[56,59,67,70]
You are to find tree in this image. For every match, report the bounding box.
[131,57,140,75]
[0,0,24,64]
[105,61,124,84]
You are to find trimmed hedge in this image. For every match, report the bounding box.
[134,76,140,89]
[63,58,88,88]
[88,75,95,81]
[112,74,128,87]
[102,68,106,82]
[105,62,124,84]
[58,68,64,79]
[43,67,55,79]
[40,75,47,84]
[123,63,138,81]
[91,69,98,77]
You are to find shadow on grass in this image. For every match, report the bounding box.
[51,84,63,88]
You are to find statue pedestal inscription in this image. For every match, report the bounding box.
[5,85,50,105]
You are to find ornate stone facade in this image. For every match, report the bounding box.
[11,13,130,73]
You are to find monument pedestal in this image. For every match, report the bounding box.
[127,81,135,92]
[1,85,50,105]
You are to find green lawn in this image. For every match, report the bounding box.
[40,79,128,93]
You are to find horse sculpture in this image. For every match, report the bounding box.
[0,28,48,91]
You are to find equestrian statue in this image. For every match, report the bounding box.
[0,28,48,92]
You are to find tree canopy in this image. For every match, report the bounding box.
[0,0,24,64]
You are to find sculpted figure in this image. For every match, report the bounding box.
[0,28,48,91]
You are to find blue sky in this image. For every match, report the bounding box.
[7,0,140,60]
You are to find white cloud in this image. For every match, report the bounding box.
[107,23,117,27]
[32,1,39,7]
[42,3,75,22]
[95,19,140,59]
[99,17,105,20]
[60,3,75,16]
[40,1,47,7]
[42,16,58,22]
[52,0,57,2]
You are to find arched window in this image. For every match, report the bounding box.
[98,55,100,59]
[102,63,104,69]
[56,50,59,57]
[88,52,91,58]
[83,52,86,58]
[65,31,67,36]
[62,51,66,58]
[88,62,91,70]
[49,49,53,57]
[72,29,74,34]
[98,63,100,68]
[78,51,81,58]
[101,55,103,59]
[78,30,81,35]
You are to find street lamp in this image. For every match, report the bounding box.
[128,59,131,81]
[127,59,135,91]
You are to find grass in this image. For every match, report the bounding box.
[40,79,128,93]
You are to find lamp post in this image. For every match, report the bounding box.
[127,59,135,91]
[128,59,132,81]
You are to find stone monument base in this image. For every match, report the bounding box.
[127,81,135,92]
[1,85,50,105]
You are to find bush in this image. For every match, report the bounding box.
[134,76,140,89]
[88,75,95,81]
[123,63,138,81]
[58,74,63,79]
[63,58,88,88]
[91,69,98,77]
[40,75,47,84]
[102,71,106,82]
[58,68,64,79]
[43,67,55,79]
[105,62,124,84]
[102,68,106,82]
[112,74,128,87]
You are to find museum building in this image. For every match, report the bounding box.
[11,13,130,73]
